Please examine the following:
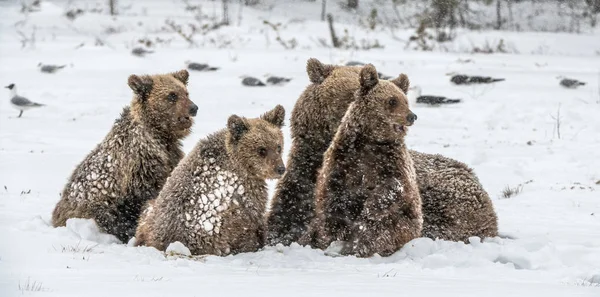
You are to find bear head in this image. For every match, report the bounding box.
[290,58,362,144]
[128,69,198,138]
[226,105,286,180]
[349,64,416,143]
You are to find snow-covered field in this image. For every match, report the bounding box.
[1,1,600,296]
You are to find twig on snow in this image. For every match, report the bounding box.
[550,103,562,139]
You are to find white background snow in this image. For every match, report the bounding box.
[1,0,599,296]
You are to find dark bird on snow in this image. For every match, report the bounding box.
[185,60,219,71]
[408,86,462,106]
[240,76,266,87]
[5,83,45,118]
[345,61,365,66]
[558,77,586,89]
[265,75,292,86]
[38,63,66,74]
[378,73,393,80]
[450,74,505,85]
[131,47,154,57]
[344,61,392,79]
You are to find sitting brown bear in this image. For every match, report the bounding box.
[301,65,422,258]
[52,69,197,243]
[135,105,286,256]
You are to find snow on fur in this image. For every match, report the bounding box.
[0,1,599,296]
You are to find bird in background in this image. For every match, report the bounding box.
[5,83,45,118]
[345,61,365,66]
[344,61,393,80]
[408,86,462,106]
[240,76,266,87]
[38,63,66,74]
[449,73,505,85]
[185,61,219,72]
[265,74,292,86]
[557,76,586,89]
[131,47,154,57]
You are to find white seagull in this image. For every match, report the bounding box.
[5,83,45,118]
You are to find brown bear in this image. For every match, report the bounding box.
[135,105,286,256]
[300,65,422,258]
[52,69,197,243]
[267,58,498,245]
[410,151,498,242]
[266,60,364,246]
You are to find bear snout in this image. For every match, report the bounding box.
[189,103,198,117]
[276,165,286,175]
[406,112,417,125]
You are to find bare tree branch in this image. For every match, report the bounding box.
[165,20,199,47]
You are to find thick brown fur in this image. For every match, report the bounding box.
[301,65,422,258]
[52,69,198,243]
[410,150,498,241]
[135,105,286,256]
[267,58,498,245]
[266,59,364,245]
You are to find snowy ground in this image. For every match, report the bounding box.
[1,1,600,296]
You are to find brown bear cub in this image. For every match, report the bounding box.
[301,65,422,258]
[267,59,364,246]
[410,151,498,242]
[52,69,198,243]
[135,105,286,256]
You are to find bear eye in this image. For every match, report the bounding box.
[258,147,267,157]
[388,97,398,107]
[167,92,178,102]
[276,145,282,154]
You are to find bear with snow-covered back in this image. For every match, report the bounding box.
[300,65,422,258]
[135,105,286,256]
[52,69,197,243]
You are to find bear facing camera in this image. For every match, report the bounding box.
[135,105,286,256]
[300,64,422,258]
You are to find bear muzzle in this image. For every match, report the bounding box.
[189,103,198,117]
[406,111,417,125]
[276,165,286,175]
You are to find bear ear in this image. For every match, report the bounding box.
[172,69,189,85]
[227,115,249,142]
[391,73,410,94]
[359,64,379,93]
[306,58,335,84]
[128,74,153,101]
[260,104,285,128]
